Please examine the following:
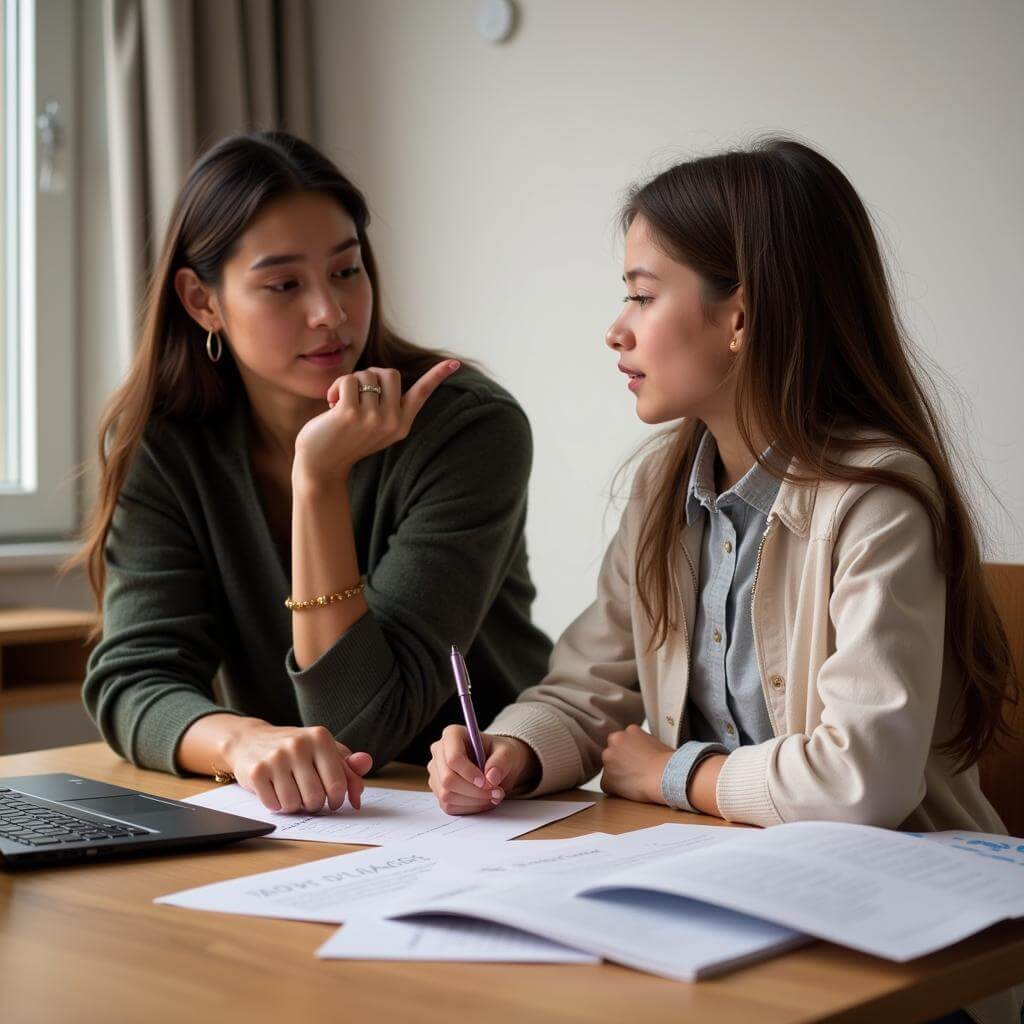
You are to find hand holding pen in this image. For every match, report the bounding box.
[426,645,541,815]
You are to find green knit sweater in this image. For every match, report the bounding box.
[83,369,552,775]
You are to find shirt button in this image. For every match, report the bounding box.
[665,715,675,727]
[713,628,722,644]
[770,674,785,691]
[725,722,736,736]
[723,541,733,554]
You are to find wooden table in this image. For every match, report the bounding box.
[2,743,1022,1024]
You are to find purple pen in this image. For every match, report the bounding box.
[450,644,487,772]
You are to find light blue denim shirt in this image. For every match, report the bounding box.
[661,429,782,811]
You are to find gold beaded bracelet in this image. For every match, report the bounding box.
[284,581,366,612]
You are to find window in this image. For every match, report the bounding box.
[0,0,76,538]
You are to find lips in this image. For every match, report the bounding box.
[618,363,646,381]
[300,344,349,368]
[304,343,345,357]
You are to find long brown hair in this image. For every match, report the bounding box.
[624,135,1017,769]
[74,130,454,617]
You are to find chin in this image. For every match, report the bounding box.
[635,401,678,426]
[276,376,335,403]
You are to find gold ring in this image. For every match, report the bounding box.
[358,384,383,395]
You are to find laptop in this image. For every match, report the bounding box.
[0,773,274,869]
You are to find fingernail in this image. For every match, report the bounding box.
[473,776,485,788]
[449,360,461,370]
[491,789,503,800]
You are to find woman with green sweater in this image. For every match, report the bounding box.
[80,131,551,814]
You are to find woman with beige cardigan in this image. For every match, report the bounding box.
[428,137,1020,1024]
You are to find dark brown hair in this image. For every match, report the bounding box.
[623,135,1017,769]
[75,130,454,614]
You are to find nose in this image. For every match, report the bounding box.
[605,311,634,352]
[308,285,348,332]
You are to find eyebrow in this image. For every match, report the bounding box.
[623,267,660,282]
[249,237,360,271]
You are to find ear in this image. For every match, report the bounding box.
[174,267,221,333]
[728,285,746,351]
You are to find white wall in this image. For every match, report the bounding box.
[311,0,1024,641]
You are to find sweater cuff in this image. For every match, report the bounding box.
[286,612,397,732]
[662,741,729,811]
[125,688,245,778]
[487,703,587,797]
[715,738,784,826]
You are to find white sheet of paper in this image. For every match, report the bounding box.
[316,916,599,964]
[439,823,743,883]
[155,837,582,924]
[184,783,593,846]
[576,820,1024,962]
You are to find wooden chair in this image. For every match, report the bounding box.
[979,563,1024,838]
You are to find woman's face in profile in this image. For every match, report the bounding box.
[216,191,374,404]
[604,215,739,426]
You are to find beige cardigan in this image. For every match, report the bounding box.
[489,439,1017,1023]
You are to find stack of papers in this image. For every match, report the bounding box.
[156,812,1024,981]
[156,823,804,979]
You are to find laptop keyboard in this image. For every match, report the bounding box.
[0,788,150,846]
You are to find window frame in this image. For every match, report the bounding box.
[0,0,77,539]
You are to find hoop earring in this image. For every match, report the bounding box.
[206,329,223,363]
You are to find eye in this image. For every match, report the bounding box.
[266,280,298,293]
[333,266,362,280]
[623,293,653,308]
